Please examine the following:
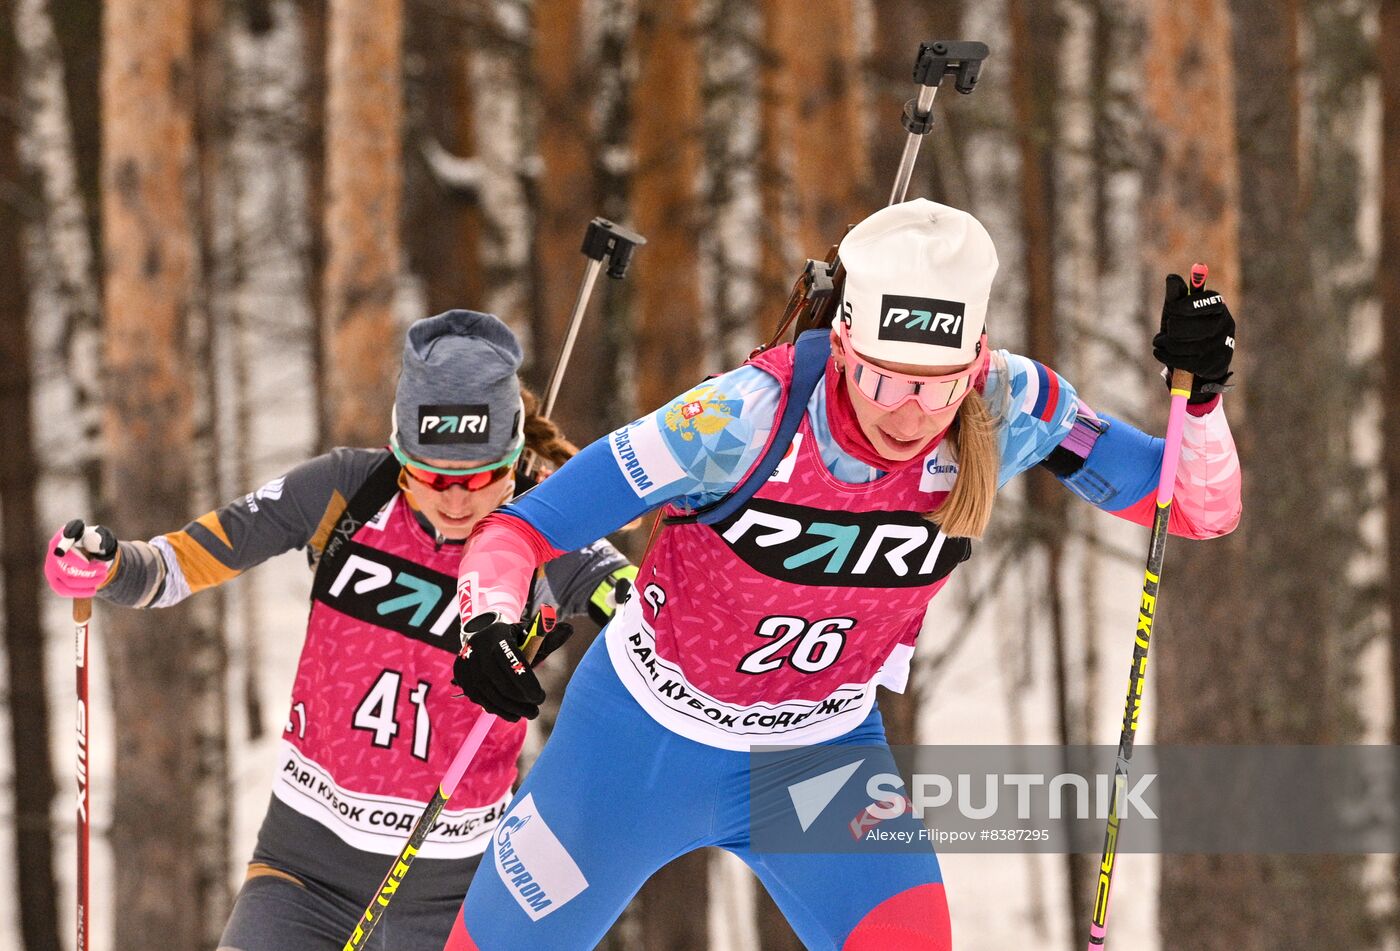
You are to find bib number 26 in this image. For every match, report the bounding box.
[737,615,854,675]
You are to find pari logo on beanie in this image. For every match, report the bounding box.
[839,198,998,367]
[418,404,490,444]
[878,294,967,349]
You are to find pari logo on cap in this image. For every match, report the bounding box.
[418,404,490,445]
[878,295,967,349]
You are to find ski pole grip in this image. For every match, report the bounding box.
[1189,262,1208,291]
[1173,261,1208,396]
[56,518,85,556]
[74,598,92,624]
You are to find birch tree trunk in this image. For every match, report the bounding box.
[698,0,763,366]
[468,0,535,326]
[1378,0,1400,923]
[190,3,233,939]
[1008,0,1094,935]
[218,0,318,744]
[100,0,206,945]
[16,0,102,499]
[586,0,641,445]
[323,0,403,448]
[1,6,62,947]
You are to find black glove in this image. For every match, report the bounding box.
[1152,273,1236,403]
[451,611,574,721]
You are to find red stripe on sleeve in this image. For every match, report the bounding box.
[1038,367,1061,422]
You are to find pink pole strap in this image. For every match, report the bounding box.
[442,713,497,798]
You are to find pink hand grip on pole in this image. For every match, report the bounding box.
[1156,393,1190,506]
[442,712,496,798]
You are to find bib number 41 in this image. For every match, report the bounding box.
[352,669,432,760]
[737,615,854,675]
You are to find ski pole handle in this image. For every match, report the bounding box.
[525,217,646,479]
[888,40,990,205]
[1157,262,1206,505]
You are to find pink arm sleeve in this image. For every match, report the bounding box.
[1116,398,1242,539]
[456,512,566,625]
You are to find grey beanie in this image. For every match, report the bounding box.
[393,309,525,462]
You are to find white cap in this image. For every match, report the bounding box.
[837,198,998,366]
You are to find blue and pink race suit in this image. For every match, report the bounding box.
[604,343,969,750]
[445,343,1241,950]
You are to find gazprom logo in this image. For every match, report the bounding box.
[496,816,552,915]
[417,404,489,445]
[612,425,654,493]
[607,416,685,499]
[492,794,589,921]
[920,450,958,494]
[878,294,966,349]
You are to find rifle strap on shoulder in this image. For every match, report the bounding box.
[669,329,832,528]
[310,449,403,600]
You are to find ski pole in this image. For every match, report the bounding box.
[1085,263,1209,950]
[74,596,91,951]
[889,40,989,206]
[539,218,646,419]
[55,524,100,951]
[339,602,558,945]
[522,217,645,479]
[781,40,989,342]
[341,713,493,951]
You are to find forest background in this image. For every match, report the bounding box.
[2,0,1399,949]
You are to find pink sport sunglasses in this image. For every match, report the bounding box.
[838,321,988,414]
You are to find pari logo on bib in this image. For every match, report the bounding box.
[838,198,998,369]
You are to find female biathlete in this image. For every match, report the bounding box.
[445,200,1242,950]
[42,311,635,950]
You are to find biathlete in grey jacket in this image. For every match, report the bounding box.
[43,310,634,950]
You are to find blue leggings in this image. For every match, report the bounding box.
[445,638,951,950]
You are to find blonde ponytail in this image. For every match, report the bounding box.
[928,388,999,538]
